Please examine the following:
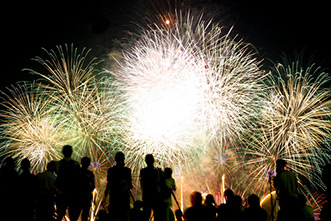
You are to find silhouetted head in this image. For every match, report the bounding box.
[204,194,216,206]
[190,191,202,206]
[47,161,56,172]
[62,145,73,158]
[81,157,91,169]
[276,159,286,171]
[145,154,155,167]
[232,195,242,208]
[248,194,260,208]
[115,152,125,165]
[164,167,173,179]
[2,157,15,170]
[21,158,31,171]
[224,189,234,203]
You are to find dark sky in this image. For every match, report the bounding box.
[2,0,330,90]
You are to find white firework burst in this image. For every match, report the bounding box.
[113,10,267,172]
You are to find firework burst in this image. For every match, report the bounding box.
[113,10,267,174]
[25,45,125,155]
[0,84,64,170]
[242,57,331,196]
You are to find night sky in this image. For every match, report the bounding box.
[2,0,331,90]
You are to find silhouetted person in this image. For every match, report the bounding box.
[184,191,207,221]
[164,167,176,221]
[321,163,331,221]
[273,159,299,221]
[104,151,133,221]
[231,195,244,221]
[216,188,234,221]
[36,160,56,221]
[243,194,268,221]
[17,158,37,221]
[298,194,314,221]
[79,156,95,221]
[0,157,19,220]
[140,154,167,221]
[129,200,144,221]
[204,194,218,221]
[55,145,81,221]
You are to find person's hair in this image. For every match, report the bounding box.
[115,152,125,163]
[190,191,202,206]
[145,154,154,165]
[204,194,215,205]
[224,189,234,199]
[62,145,73,157]
[248,194,260,207]
[81,157,91,168]
[21,158,30,170]
[2,157,15,169]
[164,167,173,178]
[232,195,242,207]
[276,159,286,169]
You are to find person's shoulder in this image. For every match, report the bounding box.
[124,166,131,171]
[124,167,132,174]
[154,167,163,174]
[140,167,147,173]
[283,169,297,177]
[256,206,267,214]
[71,159,80,165]
[108,165,118,174]
[184,206,194,214]
[218,203,227,209]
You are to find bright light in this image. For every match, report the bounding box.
[128,49,204,143]
[165,19,170,25]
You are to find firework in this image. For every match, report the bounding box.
[25,45,125,155]
[195,138,243,199]
[85,145,114,190]
[0,84,64,170]
[113,10,267,175]
[0,45,125,171]
[242,58,331,197]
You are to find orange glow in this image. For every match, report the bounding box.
[260,191,276,205]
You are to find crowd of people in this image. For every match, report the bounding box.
[0,145,326,221]
[0,145,95,221]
